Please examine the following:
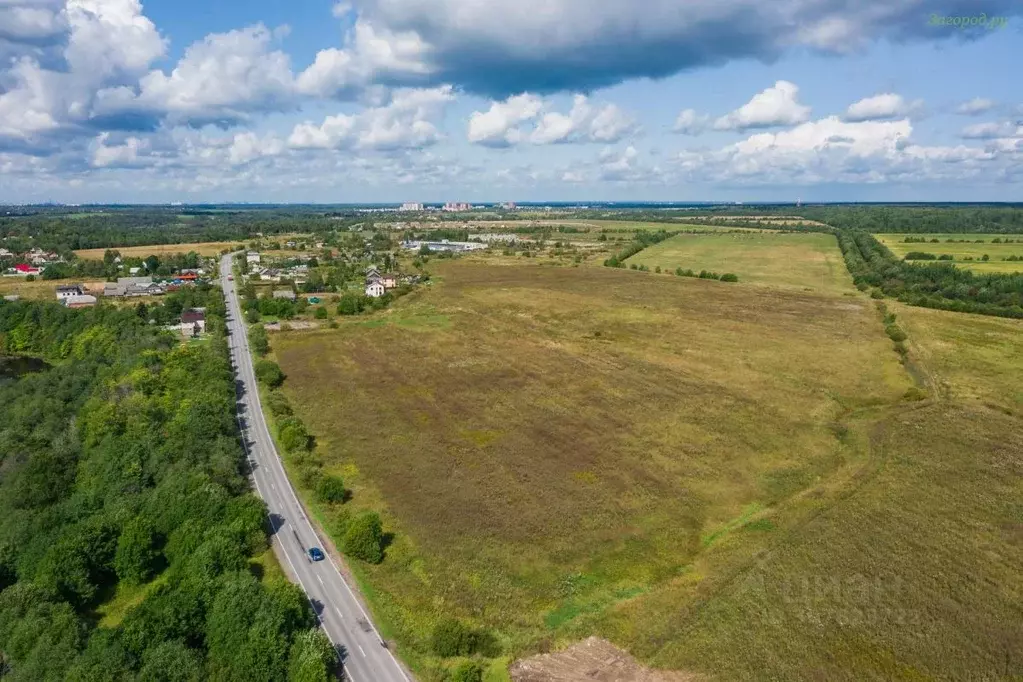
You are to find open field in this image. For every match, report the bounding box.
[0,276,79,300]
[625,232,852,294]
[554,220,775,234]
[271,260,922,678]
[684,216,830,227]
[874,233,1023,274]
[73,240,245,259]
[622,401,1023,681]
[894,303,1023,414]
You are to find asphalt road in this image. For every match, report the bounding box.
[219,254,412,682]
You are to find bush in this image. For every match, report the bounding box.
[337,293,367,316]
[342,512,384,563]
[249,325,269,356]
[432,619,471,657]
[265,391,293,418]
[450,661,484,682]
[278,417,311,452]
[246,308,261,323]
[314,307,328,320]
[904,252,937,260]
[315,475,346,504]
[720,273,739,282]
[870,289,885,300]
[885,324,908,343]
[254,360,284,387]
[431,619,501,658]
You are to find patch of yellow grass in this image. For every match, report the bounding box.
[74,241,244,259]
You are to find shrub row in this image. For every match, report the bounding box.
[837,229,1023,319]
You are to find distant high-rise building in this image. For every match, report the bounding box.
[400,202,424,211]
[443,202,472,212]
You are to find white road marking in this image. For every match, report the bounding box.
[358,645,367,658]
[317,574,324,586]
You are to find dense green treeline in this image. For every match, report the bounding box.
[796,205,1023,234]
[0,209,360,253]
[837,230,1023,318]
[0,295,336,681]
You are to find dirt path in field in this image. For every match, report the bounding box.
[510,637,703,682]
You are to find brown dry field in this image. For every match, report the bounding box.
[73,241,244,259]
[271,259,931,678]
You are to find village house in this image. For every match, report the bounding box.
[63,294,97,309]
[257,268,282,282]
[246,251,261,264]
[104,276,164,297]
[0,248,14,258]
[180,309,206,336]
[365,281,385,297]
[272,289,296,301]
[56,285,85,301]
[5,264,42,277]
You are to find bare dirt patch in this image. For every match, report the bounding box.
[510,637,702,682]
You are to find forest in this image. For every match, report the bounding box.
[796,205,1023,233]
[0,207,360,253]
[0,292,337,681]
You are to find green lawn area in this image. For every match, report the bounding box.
[874,233,1023,274]
[626,232,853,294]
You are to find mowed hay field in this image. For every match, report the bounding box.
[73,240,245,259]
[271,260,930,678]
[626,232,852,294]
[874,233,1023,274]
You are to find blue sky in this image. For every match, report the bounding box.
[0,0,1021,203]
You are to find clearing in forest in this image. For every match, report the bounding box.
[873,233,1023,274]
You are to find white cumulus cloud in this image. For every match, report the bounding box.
[468,93,637,147]
[955,98,996,116]
[844,93,924,121]
[712,80,811,131]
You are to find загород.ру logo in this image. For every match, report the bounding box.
[929,13,1009,29]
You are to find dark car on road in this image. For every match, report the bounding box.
[308,547,324,561]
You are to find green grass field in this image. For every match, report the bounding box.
[874,233,1023,274]
[267,260,946,680]
[894,302,1023,414]
[625,232,852,294]
[556,220,774,234]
